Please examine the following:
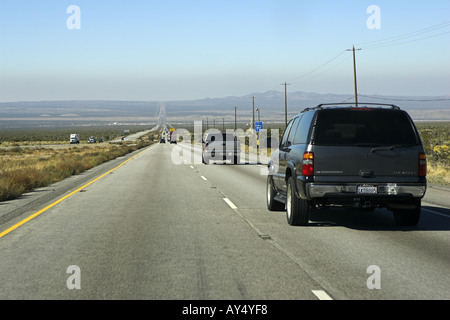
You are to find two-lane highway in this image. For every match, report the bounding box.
[0,142,449,300]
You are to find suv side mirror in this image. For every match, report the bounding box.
[284,141,292,148]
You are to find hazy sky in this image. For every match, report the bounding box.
[0,0,449,102]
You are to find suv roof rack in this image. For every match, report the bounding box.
[301,102,401,112]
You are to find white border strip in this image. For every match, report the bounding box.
[312,290,333,300]
[223,198,237,210]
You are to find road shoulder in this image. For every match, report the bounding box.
[0,144,155,228]
[423,183,450,209]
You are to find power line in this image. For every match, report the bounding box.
[340,96,356,103]
[358,94,450,102]
[288,50,346,83]
[263,50,348,93]
[304,55,352,81]
[356,20,450,49]
[260,20,450,101]
[356,20,450,46]
[286,21,450,87]
[363,31,450,49]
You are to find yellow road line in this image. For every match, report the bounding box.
[0,147,149,239]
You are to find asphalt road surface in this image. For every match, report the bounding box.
[0,142,449,300]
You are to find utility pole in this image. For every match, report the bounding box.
[252,96,255,132]
[346,46,361,107]
[282,82,290,128]
[234,106,237,130]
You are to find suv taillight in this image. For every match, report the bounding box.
[302,152,314,176]
[419,153,427,177]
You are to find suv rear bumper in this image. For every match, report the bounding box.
[204,150,239,158]
[306,183,426,199]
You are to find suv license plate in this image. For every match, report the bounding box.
[357,185,377,194]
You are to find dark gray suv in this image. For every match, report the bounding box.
[267,103,427,226]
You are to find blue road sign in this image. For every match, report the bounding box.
[255,122,263,132]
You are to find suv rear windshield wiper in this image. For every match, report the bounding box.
[370,145,411,153]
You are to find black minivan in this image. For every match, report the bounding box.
[267,103,427,226]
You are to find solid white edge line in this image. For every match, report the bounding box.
[312,290,333,300]
[223,198,237,210]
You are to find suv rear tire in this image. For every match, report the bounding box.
[267,176,284,211]
[393,199,421,226]
[286,176,310,226]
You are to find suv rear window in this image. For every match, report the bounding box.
[207,133,236,142]
[313,109,419,146]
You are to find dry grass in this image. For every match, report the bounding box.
[427,162,450,186]
[0,135,156,201]
[0,141,68,147]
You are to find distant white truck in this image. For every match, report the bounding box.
[170,131,177,144]
[69,133,80,144]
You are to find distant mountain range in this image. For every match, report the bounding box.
[0,91,449,124]
[166,90,450,122]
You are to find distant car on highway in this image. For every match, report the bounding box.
[267,103,427,226]
[88,136,96,143]
[202,132,241,165]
